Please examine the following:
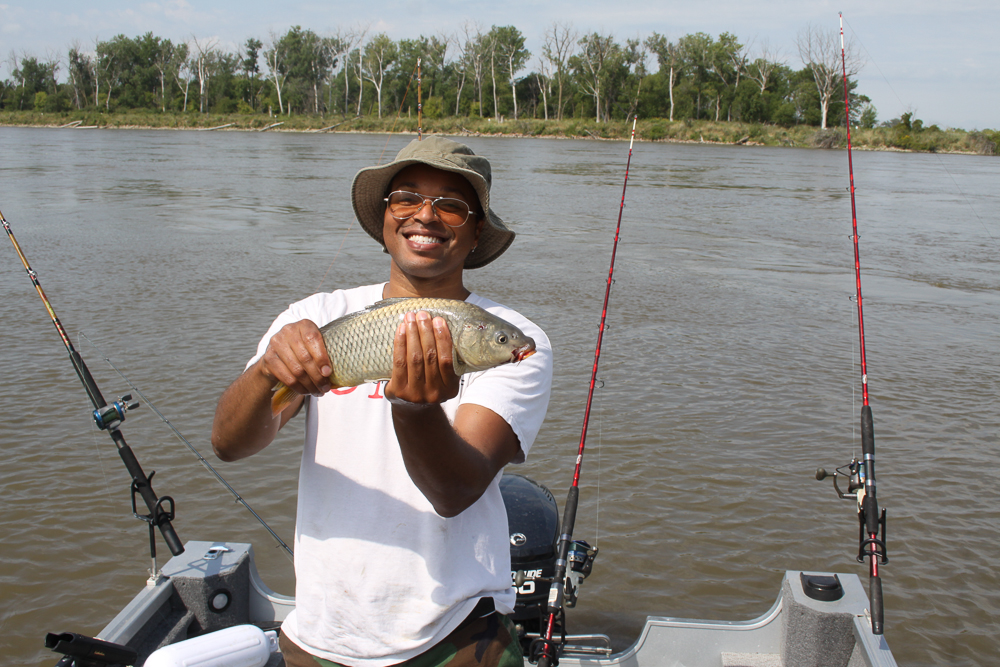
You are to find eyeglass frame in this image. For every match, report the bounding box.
[383,190,477,228]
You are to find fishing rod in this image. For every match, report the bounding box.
[815,14,888,636]
[2,209,185,567]
[534,117,637,667]
[80,332,294,561]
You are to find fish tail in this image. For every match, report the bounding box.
[271,382,297,417]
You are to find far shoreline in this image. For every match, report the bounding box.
[2,111,996,156]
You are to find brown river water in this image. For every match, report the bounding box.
[1,128,997,666]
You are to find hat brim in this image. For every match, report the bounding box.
[351,146,514,270]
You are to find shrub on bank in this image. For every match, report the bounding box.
[0,110,995,155]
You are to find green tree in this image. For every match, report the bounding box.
[709,32,748,121]
[859,104,877,129]
[676,32,714,119]
[271,27,334,114]
[67,43,94,109]
[486,26,529,119]
[362,33,398,118]
[240,37,263,111]
[645,32,682,121]
[5,54,58,110]
[571,33,616,122]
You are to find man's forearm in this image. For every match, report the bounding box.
[392,402,517,518]
[211,361,287,462]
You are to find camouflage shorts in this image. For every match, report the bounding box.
[279,611,523,667]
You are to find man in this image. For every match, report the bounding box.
[211,136,552,667]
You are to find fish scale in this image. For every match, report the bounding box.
[271,297,535,414]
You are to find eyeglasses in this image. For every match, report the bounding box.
[384,190,475,228]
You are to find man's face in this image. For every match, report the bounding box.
[382,164,484,282]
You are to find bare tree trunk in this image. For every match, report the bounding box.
[490,48,498,120]
[543,22,576,121]
[265,34,286,115]
[355,56,364,116]
[668,66,675,121]
[535,71,549,120]
[344,52,350,114]
[797,24,862,130]
[509,56,518,120]
[505,47,521,121]
[454,68,466,116]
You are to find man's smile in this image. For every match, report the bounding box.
[405,233,445,245]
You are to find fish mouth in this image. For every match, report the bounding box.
[512,344,536,362]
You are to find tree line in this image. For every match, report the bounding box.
[2,23,882,130]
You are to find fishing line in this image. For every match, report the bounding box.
[79,331,294,562]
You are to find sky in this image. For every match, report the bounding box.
[1,0,997,130]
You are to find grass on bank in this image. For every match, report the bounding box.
[2,110,997,155]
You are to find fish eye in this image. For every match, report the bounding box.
[495,333,508,345]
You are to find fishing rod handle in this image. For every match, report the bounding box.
[114,431,185,556]
[860,405,880,535]
[870,575,884,635]
[535,487,581,667]
[550,486,580,603]
[860,405,876,459]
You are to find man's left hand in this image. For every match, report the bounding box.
[384,310,461,406]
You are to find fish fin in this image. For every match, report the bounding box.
[271,382,298,417]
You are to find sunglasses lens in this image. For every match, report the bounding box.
[387,191,470,227]
[387,191,423,217]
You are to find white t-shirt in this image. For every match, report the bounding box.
[247,283,553,667]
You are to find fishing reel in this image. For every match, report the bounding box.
[92,394,140,431]
[564,540,599,608]
[815,460,887,565]
[815,459,865,501]
[513,540,598,611]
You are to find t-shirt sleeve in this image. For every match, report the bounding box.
[246,291,350,370]
[458,321,552,463]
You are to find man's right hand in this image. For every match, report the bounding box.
[257,320,333,398]
[212,319,330,462]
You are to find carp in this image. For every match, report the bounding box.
[270,297,536,414]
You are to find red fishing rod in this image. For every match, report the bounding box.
[2,209,185,563]
[535,117,637,667]
[816,14,888,637]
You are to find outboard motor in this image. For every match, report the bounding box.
[500,474,599,653]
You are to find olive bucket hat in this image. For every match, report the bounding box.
[351,136,515,269]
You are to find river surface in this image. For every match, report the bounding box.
[1,127,997,666]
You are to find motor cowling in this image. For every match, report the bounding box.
[500,474,560,632]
